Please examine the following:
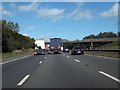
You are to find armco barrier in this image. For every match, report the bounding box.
[85,50,120,53]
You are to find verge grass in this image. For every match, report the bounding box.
[2,48,34,62]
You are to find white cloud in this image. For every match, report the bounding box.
[18,2,39,12]
[36,8,64,21]
[28,25,37,30]
[0,5,12,16]
[28,25,41,31]
[0,9,12,16]
[2,10,12,16]
[18,2,65,21]
[100,3,118,17]
[68,7,94,20]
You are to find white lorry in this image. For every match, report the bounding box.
[34,39,45,55]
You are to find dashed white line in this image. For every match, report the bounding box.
[17,75,30,86]
[75,59,80,63]
[39,61,42,64]
[44,57,46,59]
[67,56,70,58]
[99,71,120,83]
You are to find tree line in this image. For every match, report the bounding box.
[1,19,35,53]
[83,32,119,40]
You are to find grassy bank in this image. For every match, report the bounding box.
[85,51,119,59]
[85,41,119,59]
[96,41,119,50]
[2,48,34,62]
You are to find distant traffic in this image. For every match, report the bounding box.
[34,38,85,55]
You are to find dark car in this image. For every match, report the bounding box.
[70,46,84,55]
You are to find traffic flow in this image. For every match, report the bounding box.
[1,2,119,89]
[2,37,119,88]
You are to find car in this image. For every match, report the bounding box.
[70,46,84,55]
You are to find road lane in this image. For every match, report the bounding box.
[22,53,118,88]
[2,54,46,88]
[64,52,119,79]
[2,52,119,88]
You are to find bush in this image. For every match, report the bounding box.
[1,19,35,53]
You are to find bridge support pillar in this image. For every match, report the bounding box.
[90,42,93,50]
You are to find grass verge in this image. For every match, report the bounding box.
[85,51,119,59]
[2,48,34,63]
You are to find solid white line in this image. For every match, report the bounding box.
[75,59,80,63]
[1,55,32,65]
[1,58,20,65]
[67,56,70,58]
[39,61,42,64]
[99,71,120,83]
[17,75,30,86]
[20,55,31,59]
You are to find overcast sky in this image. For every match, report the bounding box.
[1,2,118,41]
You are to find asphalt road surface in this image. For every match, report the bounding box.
[2,52,120,88]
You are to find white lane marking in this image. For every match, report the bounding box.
[67,56,70,58]
[20,55,31,59]
[99,71,120,83]
[75,59,80,63]
[44,57,46,59]
[39,61,42,64]
[17,75,30,86]
[1,55,32,65]
[0,58,20,65]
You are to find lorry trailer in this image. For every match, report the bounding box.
[50,38,62,53]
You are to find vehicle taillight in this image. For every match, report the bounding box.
[58,46,61,49]
[51,46,54,49]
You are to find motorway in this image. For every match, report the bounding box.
[2,52,120,88]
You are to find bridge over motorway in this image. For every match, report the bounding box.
[45,38,118,44]
[45,38,118,49]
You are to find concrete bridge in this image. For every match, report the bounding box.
[45,38,118,49]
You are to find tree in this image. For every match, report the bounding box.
[83,34,96,39]
[14,23,20,32]
[82,32,117,40]
[97,32,117,38]
[62,39,69,42]
[2,19,35,53]
[7,21,14,31]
